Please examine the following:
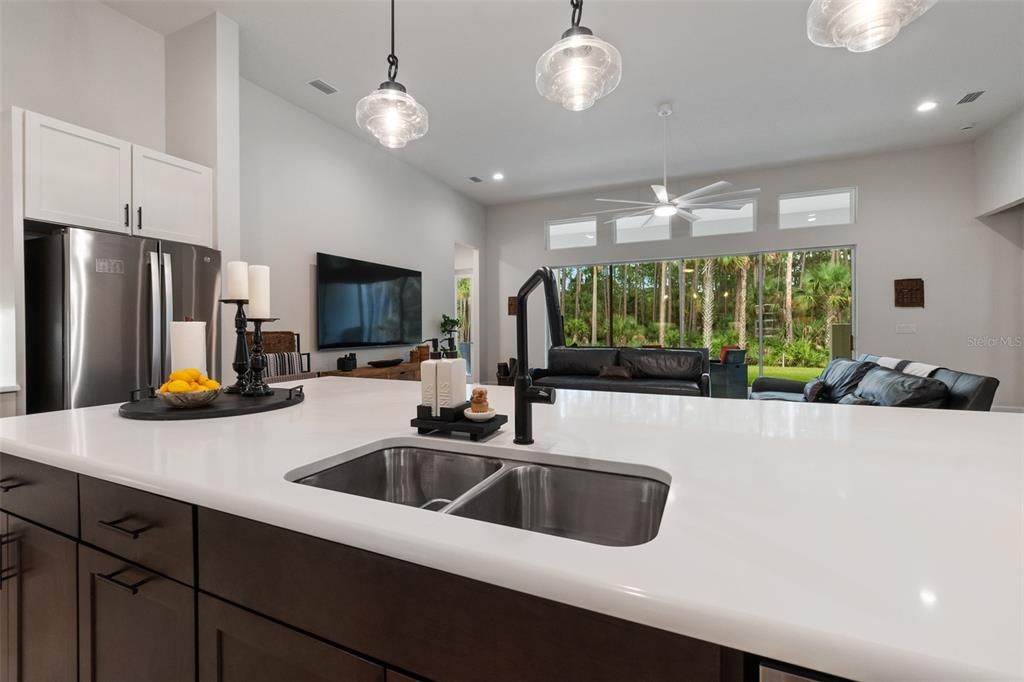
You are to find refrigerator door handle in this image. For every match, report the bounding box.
[148,252,161,387]
[162,252,174,375]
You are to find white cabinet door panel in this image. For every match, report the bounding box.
[132,145,213,247]
[24,112,132,233]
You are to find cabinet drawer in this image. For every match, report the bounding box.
[80,476,193,584]
[199,509,723,682]
[79,546,194,682]
[0,453,78,537]
[198,594,383,682]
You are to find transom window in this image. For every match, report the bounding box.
[547,217,597,250]
[779,188,856,229]
[614,214,671,244]
[690,201,756,237]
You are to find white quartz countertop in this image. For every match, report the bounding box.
[0,378,1021,682]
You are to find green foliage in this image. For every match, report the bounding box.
[440,314,461,335]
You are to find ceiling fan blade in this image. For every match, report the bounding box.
[675,209,700,222]
[675,180,733,202]
[684,201,749,210]
[640,213,655,228]
[585,206,658,216]
[602,208,654,224]
[680,188,760,205]
[651,185,669,204]
[595,198,660,206]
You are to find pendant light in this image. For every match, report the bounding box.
[807,0,937,53]
[356,0,428,149]
[535,0,622,112]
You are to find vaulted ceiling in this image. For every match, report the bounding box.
[109,0,1024,205]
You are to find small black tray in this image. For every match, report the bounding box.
[411,412,507,442]
[416,402,471,422]
[119,386,304,421]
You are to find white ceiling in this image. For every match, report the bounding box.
[108,0,1024,206]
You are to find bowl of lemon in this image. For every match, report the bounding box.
[157,369,222,408]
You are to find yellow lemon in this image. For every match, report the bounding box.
[203,379,221,390]
[184,368,202,381]
[159,382,170,393]
[168,370,192,383]
[167,380,191,393]
[198,375,210,384]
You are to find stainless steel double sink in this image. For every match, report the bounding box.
[292,446,669,547]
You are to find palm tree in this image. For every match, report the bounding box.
[784,251,794,343]
[658,262,669,346]
[590,265,598,345]
[701,258,715,350]
[798,262,852,353]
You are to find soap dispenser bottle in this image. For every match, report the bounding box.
[421,348,442,417]
[437,351,467,414]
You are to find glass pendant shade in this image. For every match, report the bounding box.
[355,83,428,149]
[536,28,622,112]
[807,0,937,52]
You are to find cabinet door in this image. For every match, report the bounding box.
[24,111,132,233]
[198,594,383,682]
[79,546,194,682]
[132,145,213,247]
[0,514,78,682]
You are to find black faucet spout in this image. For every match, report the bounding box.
[513,267,565,445]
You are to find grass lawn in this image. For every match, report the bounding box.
[746,365,823,386]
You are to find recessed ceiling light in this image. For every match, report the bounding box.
[916,100,937,113]
[807,216,818,222]
[492,172,505,181]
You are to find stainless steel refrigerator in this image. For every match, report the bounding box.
[25,224,221,413]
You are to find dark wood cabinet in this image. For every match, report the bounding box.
[198,594,383,682]
[78,546,194,682]
[0,514,77,682]
[0,454,79,537]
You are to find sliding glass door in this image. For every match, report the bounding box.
[554,246,854,386]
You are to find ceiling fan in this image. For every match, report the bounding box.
[587,105,760,226]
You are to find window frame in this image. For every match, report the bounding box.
[545,216,598,251]
[689,199,758,238]
[778,187,857,230]
[612,213,673,245]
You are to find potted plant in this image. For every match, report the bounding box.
[440,314,462,355]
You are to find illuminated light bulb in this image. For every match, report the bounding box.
[356,83,428,149]
[807,0,937,53]
[536,26,621,112]
[654,205,677,217]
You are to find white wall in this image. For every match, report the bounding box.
[240,79,486,370]
[165,13,241,379]
[974,107,1024,217]
[0,1,165,149]
[483,143,1024,409]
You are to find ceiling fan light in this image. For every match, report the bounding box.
[536,28,622,112]
[654,204,677,217]
[806,0,937,53]
[356,83,428,149]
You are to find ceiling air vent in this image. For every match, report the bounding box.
[468,176,484,183]
[308,79,338,95]
[957,91,985,104]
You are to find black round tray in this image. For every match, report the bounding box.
[368,359,404,368]
[119,385,304,421]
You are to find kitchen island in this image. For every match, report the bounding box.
[0,377,1021,681]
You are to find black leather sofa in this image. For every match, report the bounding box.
[532,346,710,397]
[749,353,1000,411]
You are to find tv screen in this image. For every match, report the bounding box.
[316,252,422,349]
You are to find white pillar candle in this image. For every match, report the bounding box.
[169,321,207,376]
[247,265,271,319]
[223,261,249,300]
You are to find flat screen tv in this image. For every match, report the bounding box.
[316,252,422,349]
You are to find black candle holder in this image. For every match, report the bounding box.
[244,317,278,397]
[219,299,250,394]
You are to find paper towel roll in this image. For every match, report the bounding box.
[169,321,207,376]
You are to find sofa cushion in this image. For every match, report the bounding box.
[534,375,702,396]
[818,358,877,402]
[547,347,619,377]
[598,365,632,380]
[852,367,948,408]
[749,391,807,403]
[619,348,705,381]
[838,394,875,406]
[803,378,826,403]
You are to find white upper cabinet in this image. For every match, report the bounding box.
[24,112,132,234]
[131,145,213,247]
